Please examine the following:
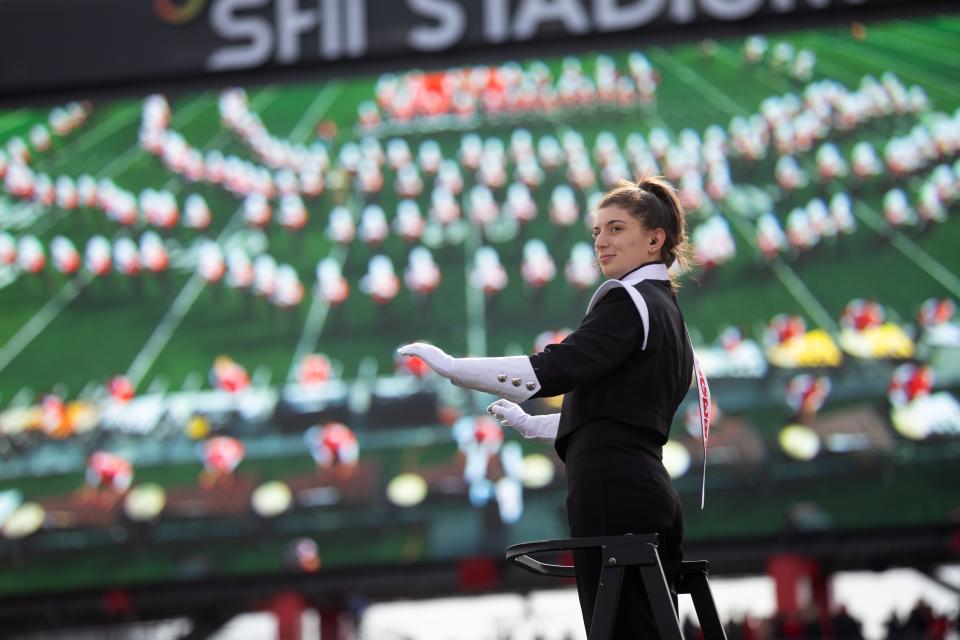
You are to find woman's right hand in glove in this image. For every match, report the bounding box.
[487,400,559,440]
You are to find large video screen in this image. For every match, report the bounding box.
[1,12,958,596]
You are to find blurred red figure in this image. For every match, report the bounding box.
[917,298,954,328]
[465,415,504,453]
[786,374,832,420]
[840,299,885,332]
[108,375,135,402]
[395,351,430,378]
[40,393,65,436]
[304,423,358,477]
[51,236,80,274]
[765,314,807,346]
[533,329,572,354]
[84,451,134,508]
[199,436,245,489]
[298,354,332,386]
[211,356,250,393]
[888,364,934,407]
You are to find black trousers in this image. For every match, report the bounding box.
[563,420,684,638]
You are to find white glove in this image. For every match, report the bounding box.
[397,342,455,378]
[487,399,559,440]
[398,343,541,403]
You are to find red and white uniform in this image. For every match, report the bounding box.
[40,393,65,435]
[51,236,80,274]
[201,436,245,474]
[786,374,831,417]
[226,248,253,289]
[830,193,857,235]
[469,247,507,296]
[360,255,400,304]
[326,206,356,245]
[883,189,916,228]
[279,194,308,231]
[840,299,884,332]
[549,185,579,227]
[851,142,882,180]
[77,175,98,208]
[521,239,556,289]
[253,254,278,298]
[194,241,225,283]
[917,298,954,328]
[395,348,431,377]
[304,423,359,469]
[786,207,816,252]
[85,236,112,276]
[17,235,45,273]
[436,160,463,195]
[272,264,304,308]
[140,232,169,273]
[211,357,250,393]
[0,232,16,265]
[298,354,332,386]
[564,242,600,290]
[244,194,272,228]
[359,204,390,246]
[452,415,505,488]
[404,246,441,296]
[534,329,572,354]
[387,138,412,170]
[315,257,349,306]
[504,183,537,224]
[357,160,384,196]
[467,185,498,226]
[86,452,134,492]
[394,200,426,243]
[108,375,135,402]
[395,165,423,199]
[458,134,483,172]
[776,156,807,191]
[429,187,461,225]
[55,176,78,210]
[888,363,934,407]
[515,158,544,189]
[756,213,786,259]
[185,194,212,230]
[816,143,848,180]
[765,314,807,347]
[113,237,141,276]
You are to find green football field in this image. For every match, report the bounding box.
[0,12,958,594]
[1,14,958,406]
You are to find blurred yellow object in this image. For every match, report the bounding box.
[64,401,99,435]
[766,329,843,368]
[838,324,915,360]
[542,394,564,410]
[779,424,821,461]
[0,407,41,435]
[186,414,211,440]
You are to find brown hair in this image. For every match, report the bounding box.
[597,174,692,290]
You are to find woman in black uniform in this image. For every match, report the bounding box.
[400,175,695,637]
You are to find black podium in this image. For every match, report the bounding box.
[507,534,727,640]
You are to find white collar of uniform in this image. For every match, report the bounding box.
[585,261,670,318]
[619,262,670,286]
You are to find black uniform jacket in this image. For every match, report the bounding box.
[527,265,694,461]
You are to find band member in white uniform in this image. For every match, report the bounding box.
[400,176,698,637]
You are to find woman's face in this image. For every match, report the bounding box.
[593,205,664,279]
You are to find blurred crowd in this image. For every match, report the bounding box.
[678,600,957,640]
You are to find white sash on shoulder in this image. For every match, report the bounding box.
[586,263,712,509]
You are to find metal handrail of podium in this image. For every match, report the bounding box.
[506,534,727,640]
